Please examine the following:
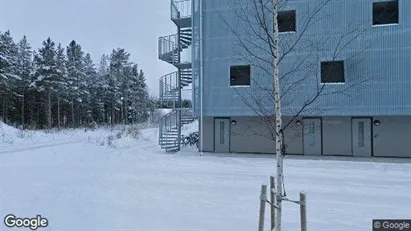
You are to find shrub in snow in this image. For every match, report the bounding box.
[125,125,141,139]
[181,132,199,148]
[17,130,26,139]
[107,135,114,146]
[86,121,98,130]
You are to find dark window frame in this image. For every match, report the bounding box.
[372,0,399,26]
[277,10,297,33]
[320,61,345,84]
[230,65,251,87]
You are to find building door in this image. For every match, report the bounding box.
[214,118,230,153]
[352,118,372,157]
[303,118,322,155]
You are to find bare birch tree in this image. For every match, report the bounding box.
[218,0,378,230]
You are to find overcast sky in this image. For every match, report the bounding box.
[0,0,179,97]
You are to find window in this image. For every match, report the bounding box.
[219,121,225,144]
[230,65,251,86]
[320,61,345,83]
[358,121,364,147]
[373,0,399,25]
[278,10,296,32]
[308,121,315,146]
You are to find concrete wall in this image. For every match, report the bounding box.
[198,117,215,152]
[322,116,353,156]
[199,115,411,158]
[229,117,274,153]
[373,116,411,157]
[321,116,411,157]
[199,116,305,154]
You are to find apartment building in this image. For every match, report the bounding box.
[159,0,411,157]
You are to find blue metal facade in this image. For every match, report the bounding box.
[192,0,411,117]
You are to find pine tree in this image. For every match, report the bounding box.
[0,31,20,122]
[0,31,152,129]
[127,66,149,123]
[55,43,68,129]
[66,40,86,127]
[32,37,63,128]
[98,54,110,123]
[83,53,97,125]
[15,35,33,128]
[136,69,149,122]
[108,48,131,124]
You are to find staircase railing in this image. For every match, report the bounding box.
[171,0,192,20]
[158,34,179,62]
[158,0,193,152]
[181,108,194,122]
[158,110,180,147]
[159,71,179,105]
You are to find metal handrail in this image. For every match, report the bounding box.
[158,34,179,61]
[159,71,179,103]
[171,0,192,20]
[158,110,179,144]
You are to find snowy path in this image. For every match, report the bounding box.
[0,125,410,231]
[1,139,84,154]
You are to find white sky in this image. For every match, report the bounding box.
[0,0,179,98]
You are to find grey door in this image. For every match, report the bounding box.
[214,118,230,153]
[303,118,322,155]
[352,118,372,157]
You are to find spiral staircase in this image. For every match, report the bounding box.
[158,0,194,152]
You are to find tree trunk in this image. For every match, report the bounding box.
[30,97,35,128]
[111,102,114,125]
[71,98,75,128]
[48,91,52,129]
[57,95,61,130]
[36,105,39,129]
[21,93,25,129]
[273,1,283,231]
[78,104,81,126]
[2,98,5,122]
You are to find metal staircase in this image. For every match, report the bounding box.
[158,0,194,152]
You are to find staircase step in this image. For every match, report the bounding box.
[180,34,191,39]
[160,136,179,139]
[160,140,178,143]
[180,30,192,34]
[165,147,180,152]
[160,137,178,140]
[180,38,192,43]
[160,143,178,147]
[162,144,179,148]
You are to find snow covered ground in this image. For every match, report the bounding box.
[0,121,410,231]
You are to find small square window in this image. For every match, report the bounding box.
[230,65,250,86]
[277,10,296,33]
[373,0,399,25]
[320,61,345,83]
